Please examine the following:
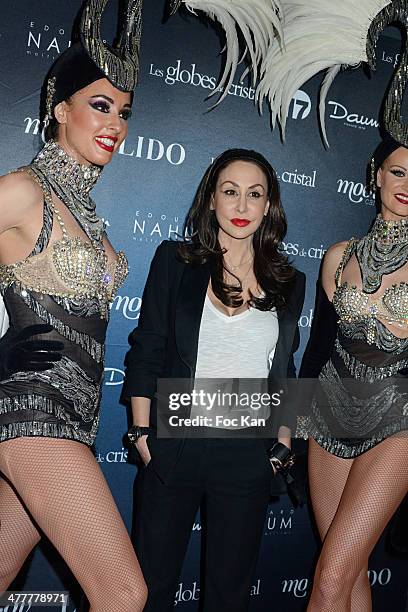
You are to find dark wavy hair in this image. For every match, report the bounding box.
[178,148,295,312]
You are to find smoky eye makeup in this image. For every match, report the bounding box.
[119,108,132,121]
[88,97,132,120]
[89,99,110,113]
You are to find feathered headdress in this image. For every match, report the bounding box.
[170,0,408,147]
[169,1,284,104]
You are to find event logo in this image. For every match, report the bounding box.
[158,60,216,90]
[299,309,314,328]
[150,59,255,101]
[368,568,392,587]
[265,508,295,536]
[380,50,401,69]
[328,100,379,132]
[110,294,142,320]
[251,579,261,596]
[174,579,260,605]
[119,137,186,166]
[280,240,327,260]
[150,59,311,114]
[174,582,200,606]
[22,118,186,166]
[104,368,125,386]
[289,90,312,121]
[133,211,184,243]
[27,21,70,60]
[96,448,128,463]
[281,568,391,599]
[337,178,375,206]
[277,167,317,188]
[282,577,309,598]
[24,117,42,137]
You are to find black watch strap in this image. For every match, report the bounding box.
[127,425,152,444]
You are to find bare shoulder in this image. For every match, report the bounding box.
[321,239,351,297]
[323,240,349,269]
[0,170,42,203]
[0,170,43,233]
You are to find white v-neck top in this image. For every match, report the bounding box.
[195,295,279,379]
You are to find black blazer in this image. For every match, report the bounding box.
[123,241,305,480]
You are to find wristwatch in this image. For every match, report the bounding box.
[127,425,152,445]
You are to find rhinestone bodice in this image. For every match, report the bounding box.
[333,238,408,347]
[0,237,128,305]
[334,280,408,324]
[0,166,128,318]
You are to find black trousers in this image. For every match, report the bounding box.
[133,437,272,612]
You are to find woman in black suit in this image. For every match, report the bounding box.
[123,148,305,612]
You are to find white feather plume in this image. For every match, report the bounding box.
[175,0,395,144]
[179,0,284,103]
[319,65,341,147]
[254,0,391,143]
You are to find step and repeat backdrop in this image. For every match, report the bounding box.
[1,1,407,610]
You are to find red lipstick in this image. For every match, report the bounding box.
[395,193,408,205]
[95,135,118,153]
[231,218,250,227]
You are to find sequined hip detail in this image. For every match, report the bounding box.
[2,356,101,423]
[334,338,408,381]
[296,357,408,457]
[15,287,105,364]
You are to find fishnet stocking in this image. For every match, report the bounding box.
[307,437,408,611]
[0,437,147,611]
[0,475,41,587]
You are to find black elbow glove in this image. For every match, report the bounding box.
[0,324,63,381]
[299,279,338,379]
[297,279,338,416]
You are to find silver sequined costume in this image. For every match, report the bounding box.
[0,142,128,445]
[303,217,408,457]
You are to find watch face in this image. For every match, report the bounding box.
[128,427,140,443]
[128,426,149,443]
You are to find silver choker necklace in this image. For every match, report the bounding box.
[356,215,408,293]
[369,215,408,244]
[31,140,104,242]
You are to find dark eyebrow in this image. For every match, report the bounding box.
[89,94,131,108]
[248,183,265,190]
[220,180,265,190]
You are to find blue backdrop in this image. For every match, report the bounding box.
[0,1,407,610]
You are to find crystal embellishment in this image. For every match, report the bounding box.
[333,233,408,347]
[32,140,104,242]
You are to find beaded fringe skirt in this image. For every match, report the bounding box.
[297,336,408,457]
